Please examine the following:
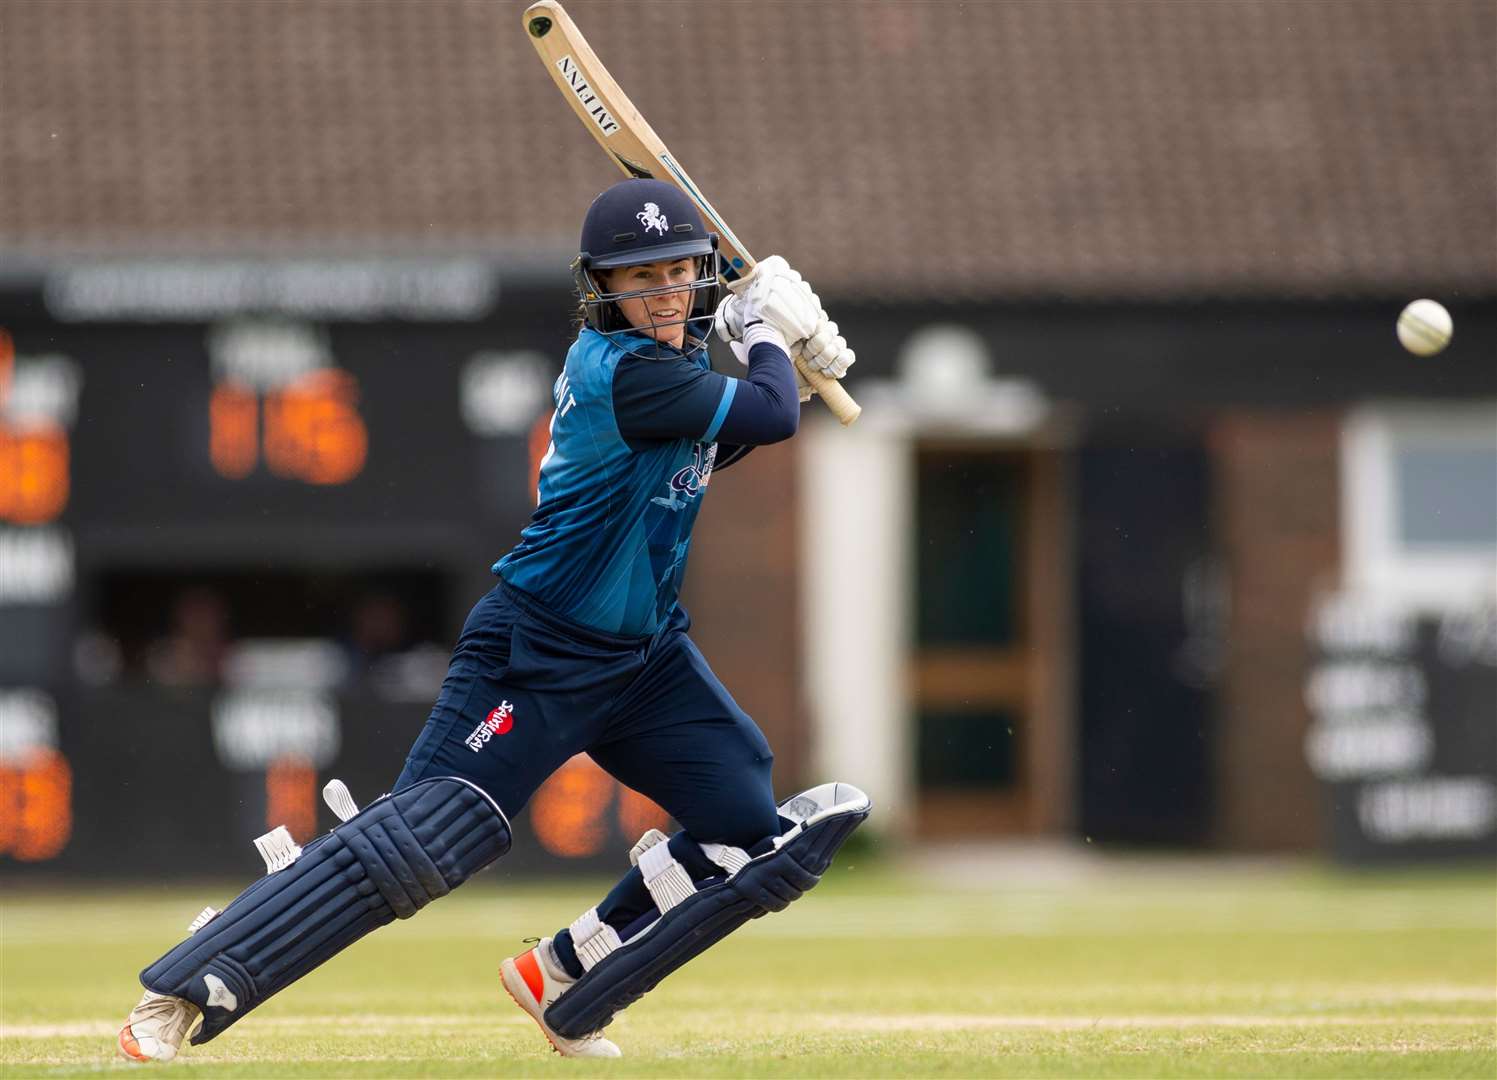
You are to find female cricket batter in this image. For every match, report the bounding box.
[117,178,869,1063]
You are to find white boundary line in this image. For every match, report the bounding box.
[4,1012,1494,1040]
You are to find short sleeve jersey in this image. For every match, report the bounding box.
[495,327,737,636]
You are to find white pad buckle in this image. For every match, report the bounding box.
[700,842,751,877]
[568,907,623,972]
[628,828,669,866]
[637,839,696,913]
[322,778,360,822]
[253,825,302,873]
[186,905,221,934]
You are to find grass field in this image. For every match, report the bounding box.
[2,859,1493,1078]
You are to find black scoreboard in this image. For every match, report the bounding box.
[0,258,674,876]
[1306,592,1497,862]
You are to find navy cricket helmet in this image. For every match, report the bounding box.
[573,178,721,354]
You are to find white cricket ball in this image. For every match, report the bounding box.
[1396,299,1453,357]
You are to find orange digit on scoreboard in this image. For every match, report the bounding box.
[265,756,318,844]
[209,382,259,480]
[0,422,70,525]
[530,755,614,858]
[263,370,368,486]
[0,750,74,863]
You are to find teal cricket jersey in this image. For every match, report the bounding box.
[495,328,740,637]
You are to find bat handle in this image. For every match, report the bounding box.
[794,356,861,427]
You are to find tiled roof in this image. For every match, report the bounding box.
[2,0,1492,300]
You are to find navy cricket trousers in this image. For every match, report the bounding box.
[394,582,781,850]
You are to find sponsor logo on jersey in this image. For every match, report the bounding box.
[637,202,669,236]
[465,702,515,752]
[651,443,716,511]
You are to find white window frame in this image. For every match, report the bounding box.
[1342,401,1497,610]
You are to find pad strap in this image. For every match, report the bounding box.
[628,828,669,866]
[637,840,696,913]
[700,842,751,876]
[569,907,622,971]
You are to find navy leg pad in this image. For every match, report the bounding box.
[140,776,510,1044]
[544,792,868,1039]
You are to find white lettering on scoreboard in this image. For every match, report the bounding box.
[1303,660,1427,714]
[211,689,341,770]
[1306,590,1497,856]
[3,355,82,427]
[209,321,329,391]
[1304,713,1433,780]
[44,259,499,322]
[1358,777,1497,841]
[0,688,59,758]
[461,351,552,436]
[0,527,74,604]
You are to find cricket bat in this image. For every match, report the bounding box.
[522,0,862,426]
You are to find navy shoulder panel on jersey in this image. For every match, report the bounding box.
[612,353,734,444]
[610,338,800,447]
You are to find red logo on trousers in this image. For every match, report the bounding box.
[464,701,514,752]
[486,705,513,735]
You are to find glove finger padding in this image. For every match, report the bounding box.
[714,295,745,343]
[832,346,855,379]
[802,320,838,358]
[788,279,855,379]
[817,338,850,378]
[801,322,854,380]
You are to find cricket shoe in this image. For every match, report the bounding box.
[117,989,201,1063]
[501,938,621,1058]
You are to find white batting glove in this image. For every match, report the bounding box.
[717,256,821,346]
[789,278,855,379]
[713,266,771,344]
[798,316,855,380]
[713,293,747,343]
[729,339,814,403]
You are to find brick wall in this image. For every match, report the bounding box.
[1213,412,1342,849]
[679,441,807,789]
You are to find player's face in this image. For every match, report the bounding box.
[602,258,696,349]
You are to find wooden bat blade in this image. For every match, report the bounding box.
[522,0,756,280]
[522,0,860,426]
[525,3,665,180]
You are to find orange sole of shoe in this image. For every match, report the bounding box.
[499,961,563,1057]
[117,1025,150,1062]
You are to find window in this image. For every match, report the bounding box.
[1343,404,1497,608]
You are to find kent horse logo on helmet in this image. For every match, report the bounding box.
[637,203,668,236]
